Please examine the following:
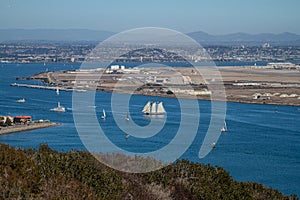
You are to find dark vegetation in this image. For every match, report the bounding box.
[0,143,298,200]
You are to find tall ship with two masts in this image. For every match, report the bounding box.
[142,101,166,115]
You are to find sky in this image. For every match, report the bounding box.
[1,0,300,34]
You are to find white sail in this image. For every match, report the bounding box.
[221,121,227,132]
[156,102,165,114]
[101,109,106,119]
[211,142,216,148]
[56,88,60,95]
[125,112,129,121]
[151,102,157,114]
[142,101,151,114]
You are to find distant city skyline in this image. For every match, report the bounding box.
[1,0,300,34]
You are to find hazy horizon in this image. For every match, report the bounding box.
[0,28,300,36]
[1,0,299,35]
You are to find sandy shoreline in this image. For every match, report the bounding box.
[0,121,60,135]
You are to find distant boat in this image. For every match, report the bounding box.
[125,112,129,121]
[211,142,216,148]
[56,88,60,95]
[221,121,227,132]
[101,109,106,119]
[125,133,129,141]
[17,98,25,103]
[75,89,87,92]
[50,102,66,112]
[142,101,166,115]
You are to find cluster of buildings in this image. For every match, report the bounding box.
[0,116,32,127]
[266,62,300,70]
[204,45,300,63]
[0,43,92,63]
[252,92,300,100]
[1,42,300,64]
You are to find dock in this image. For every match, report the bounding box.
[10,83,73,91]
[0,121,60,135]
[10,83,87,92]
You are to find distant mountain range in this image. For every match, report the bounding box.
[187,31,300,46]
[1,29,300,46]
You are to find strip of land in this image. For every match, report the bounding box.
[0,121,59,135]
[16,65,300,106]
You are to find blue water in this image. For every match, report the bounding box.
[0,63,299,196]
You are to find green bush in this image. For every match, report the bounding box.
[0,143,297,200]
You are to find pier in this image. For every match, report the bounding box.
[0,121,60,135]
[10,83,74,91]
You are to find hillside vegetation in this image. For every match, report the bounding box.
[0,143,297,200]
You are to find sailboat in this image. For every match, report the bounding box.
[17,98,26,103]
[211,142,216,148]
[125,133,129,141]
[56,88,60,95]
[101,109,106,119]
[221,121,227,132]
[142,101,166,115]
[125,112,129,121]
[50,102,66,112]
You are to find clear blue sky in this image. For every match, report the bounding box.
[1,0,299,34]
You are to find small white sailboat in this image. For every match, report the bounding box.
[221,121,227,132]
[125,133,129,141]
[125,112,129,121]
[50,102,66,112]
[211,142,216,148]
[56,88,60,95]
[101,109,106,119]
[142,101,166,115]
[17,98,26,103]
